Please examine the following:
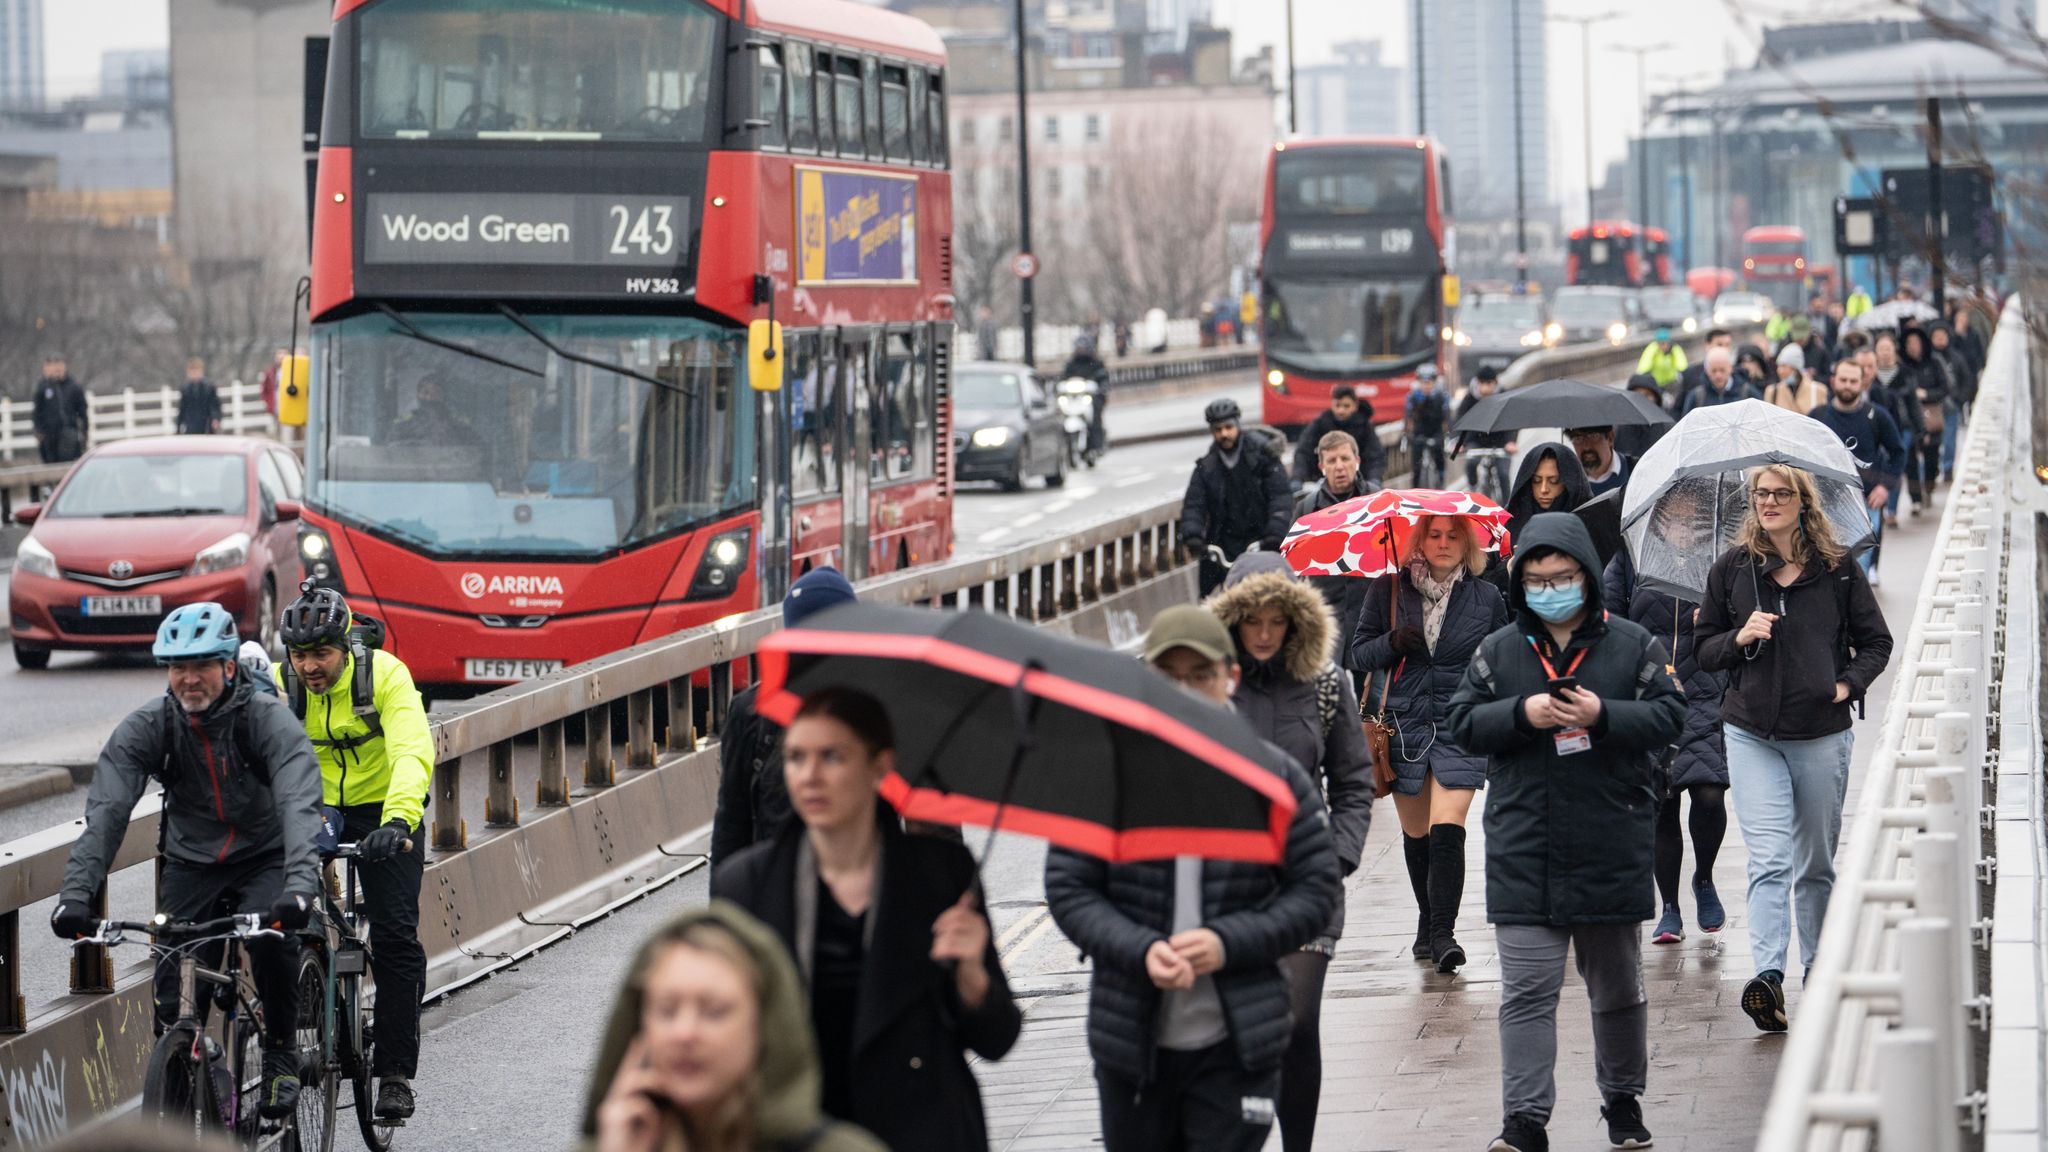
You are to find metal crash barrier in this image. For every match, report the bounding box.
[1756,297,2043,1151]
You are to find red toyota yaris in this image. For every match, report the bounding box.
[9,436,306,669]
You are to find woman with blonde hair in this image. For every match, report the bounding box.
[581,903,886,1152]
[1351,514,1509,973]
[1695,464,1892,1034]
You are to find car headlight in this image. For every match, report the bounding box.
[190,532,251,576]
[1682,317,1698,333]
[1520,330,1544,347]
[971,426,1012,448]
[686,527,751,600]
[15,536,58,580]
[1545,322,1563,343]
[1453,331,1472,347]
[1606,323,1628,344]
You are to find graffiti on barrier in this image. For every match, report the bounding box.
[5,1050,68,1146]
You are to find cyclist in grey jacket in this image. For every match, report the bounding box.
[53,604,324,1119]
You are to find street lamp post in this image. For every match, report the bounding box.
[1512,0,1528,289]
[1286,0,1297,134]
[1414,0,1427,135]
[1610,42,1673,226]
[1551,11,1622,227]
[1012,0,1035,367]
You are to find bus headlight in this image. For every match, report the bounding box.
[299,527,341,589]
[687,528,752,600]
[1266,369,1287,391]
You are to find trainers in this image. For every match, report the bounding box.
[1601,1093,1653,1148]
[1693,875,1725,933]
[375,1077,416,1120]
[1741,970,1788,1033]
[1488,1112,1548,1152]
[258,1047,301,1119]
[1651,904,1683,944]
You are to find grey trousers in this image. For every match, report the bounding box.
[1496,922,1649,1123]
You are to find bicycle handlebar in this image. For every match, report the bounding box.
[74,913,283,949]
[322,838,415,861]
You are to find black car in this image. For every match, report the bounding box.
[952,362,1068,491]
[1550,286,1641,346]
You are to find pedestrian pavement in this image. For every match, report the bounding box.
[971,489,1942,1151]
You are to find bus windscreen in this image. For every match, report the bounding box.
[1271,148,1428,217]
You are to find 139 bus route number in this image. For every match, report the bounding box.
[610,205,676,257]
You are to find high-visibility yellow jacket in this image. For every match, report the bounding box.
[275,650,433,830]
[1635,342,1688,388]
[1845,291,1872,318]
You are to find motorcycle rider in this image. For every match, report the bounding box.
[53,604,323,1120]
[276,581,435,1121]
[1179,398,1293,596]
[1059,333,1112,456]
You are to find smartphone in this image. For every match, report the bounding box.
[1548,676,1580,698]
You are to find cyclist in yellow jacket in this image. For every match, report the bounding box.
[1635,328,1689,391]
[276,580,431,1123]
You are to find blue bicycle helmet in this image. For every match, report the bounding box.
[153,603,241,665]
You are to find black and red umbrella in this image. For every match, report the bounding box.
[756,603,1297,866]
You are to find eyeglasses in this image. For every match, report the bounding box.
[1752,487,1799,505]
[1521,572,1582,593]
[1159,664,1223,689]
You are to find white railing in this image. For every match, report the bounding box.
[961,318,1227,364]
[0,379,278,462]
[1756,297,2039,1150]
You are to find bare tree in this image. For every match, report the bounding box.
[1080,115,1260,323]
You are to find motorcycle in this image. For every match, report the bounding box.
[1056,376,1103,468]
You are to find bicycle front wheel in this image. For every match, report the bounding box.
[288,950,339,1152]
[141,1026,216,1144]
[348,984,397,1152]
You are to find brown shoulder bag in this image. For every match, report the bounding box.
[1361,577,1404,798]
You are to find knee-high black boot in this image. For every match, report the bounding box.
[1428,824,1468,973]
[1402,834,1431,959]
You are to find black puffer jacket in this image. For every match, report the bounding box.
[1349,566,1508,792]
[1177,437,1294,554]
[1206,566,1373,938]
[1446,514,1687,925]
[1294,480,1372,657]
[1694,545,1893,742]
[1043,750,1339,1082]
[711,686,794,863]
[1605,550,1727,788]
[1291,407,1387,485]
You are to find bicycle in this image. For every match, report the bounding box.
[1408,435,1446,489]
[75,912,312,1149]
[1464,446,1512,506]
[301,837,410,1152]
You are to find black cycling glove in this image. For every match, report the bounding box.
[268,893,313,932]
[360,820,412,863]
[50,901,94,941]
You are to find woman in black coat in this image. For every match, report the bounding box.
[712,688,1021,1152]
[1604,516,1730,948]
[1206,553,1374,1152]
[1350,514,1509,973]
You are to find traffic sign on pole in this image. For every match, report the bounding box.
[1012,252,1039,280]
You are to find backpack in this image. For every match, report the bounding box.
[282,614,387,751]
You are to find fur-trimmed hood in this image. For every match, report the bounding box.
[1205,570,1335,683]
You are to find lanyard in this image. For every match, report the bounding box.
[1526,636,1590,682]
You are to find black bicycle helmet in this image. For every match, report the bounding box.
[1203,398,1242,426]
[280,580,353,650]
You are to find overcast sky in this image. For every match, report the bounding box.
[41,0,2040,217]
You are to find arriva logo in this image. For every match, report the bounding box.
[459,572,565,600]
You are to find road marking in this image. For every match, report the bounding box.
[1044,499,1074,514]
[979,528,1012,544]
[1113,471,1157,488]
[1015,513,1045,528]
[998,906,1057,962]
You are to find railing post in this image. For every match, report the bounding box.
[1876,1028,1959,1152]
[709,663,733,739]
[433,757,466,850]
[0,910,22,1032]
[485,739,518,828]
[627,689,656,769]
[992,573,1012,616]
[584,704,615,788]
[69,883,113,994]
[666,676,696,751]
[1923,767,1980,1006]
[1037,562,1056,621]
[536,720,570,806]
[1898,917,1968,1129]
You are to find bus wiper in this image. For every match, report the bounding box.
[375,304,544,379]
[494,303,697,398]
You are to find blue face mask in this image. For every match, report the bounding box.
[1524,583,1585,623]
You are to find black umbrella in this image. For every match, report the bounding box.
[1453,377,1675,435]
[756,603,1297,866]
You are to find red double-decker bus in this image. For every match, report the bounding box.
[1641,227,1673,286]
[1565,220,1643,287]
[1741,225,1809,310]
[300,0,954,688]
[1257,137,1455,431]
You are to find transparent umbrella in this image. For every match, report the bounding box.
[1619,399,1874,601]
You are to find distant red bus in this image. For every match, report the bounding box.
[1566,220,1643,288]
[1741,225,1809,310]
[1256,136,1455,430]
[1641,227,1673,286]
[303,0,955,688]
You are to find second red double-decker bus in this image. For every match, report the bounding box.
[1565,221,1640,287]
[298,0,954,688]
[1742,225,1809,310]
[1257,137,1455,431]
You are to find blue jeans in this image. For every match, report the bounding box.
[1860,506,1882,579]
[1940,399,1960,475]
[1724,726,1853,976]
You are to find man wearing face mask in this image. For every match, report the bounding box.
[1447,514,1686,1152]
[1805,358,1904,586]
[1180,399,1294,596]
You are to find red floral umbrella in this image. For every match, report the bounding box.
[1282,488,1513,579]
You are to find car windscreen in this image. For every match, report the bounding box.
[954,371,1023,410]
[50,454,249,518]
[1550,293,1626,325]
[1467,298,1542,327]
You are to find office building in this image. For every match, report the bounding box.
[1295,40,1404,138]
[1415,0,1548,218]
[0,0,43,112]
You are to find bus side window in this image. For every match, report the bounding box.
[881,64,910,162]
[927,71,947,167]
[786,41,816,152]
[862,56,883,159]
[835,56,862,159]
[908,67,928,163]
[789,334,838,498]
[756,43,786,149]
[813,50,836,155]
